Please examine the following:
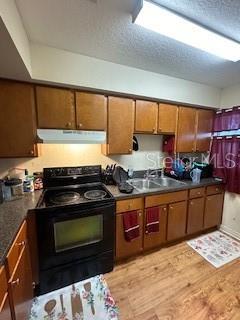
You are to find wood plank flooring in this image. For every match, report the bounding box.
[105,242,240,320]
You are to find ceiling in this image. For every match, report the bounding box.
[15,0,240,88]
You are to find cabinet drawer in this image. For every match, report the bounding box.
[7,221,27,277]
[145,191,188,208]
[189,187,205,199]
[116,198,143,213]
[0,266,8,307]
[206,185,224,195]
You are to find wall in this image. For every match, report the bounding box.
[221,83,240,108]
[0,0,31,75]
[0,135,165,177]
[31,44,221,108]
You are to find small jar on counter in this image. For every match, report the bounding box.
[4,179,24,200]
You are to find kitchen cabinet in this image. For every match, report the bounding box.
[187,197,205,234]
[143,205,167,251]
[195,109,214,152]
[75,92,107,131]
[9,243,33,320]
[176,106,197,152]
[0,266,11,320]
[0,80,38,158]
[116,210,143,260]
[135,100,158,133]
[167,201,187,241]
[103,96,134,155]
[36,86,75,129]
[158,103,178,134]
[204,193,224,229]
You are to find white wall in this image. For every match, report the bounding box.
[221,83,240,108]
[31,44,221,108]
[0,0,31,75]
[0,135,165,177]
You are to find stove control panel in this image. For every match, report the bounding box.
[44,165,102,178]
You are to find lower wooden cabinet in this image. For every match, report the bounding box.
[9,243,33,320]
[204,193,224,229]
[0,267,11,320]
[116,210,143,260]
[143,206,167,251]
[167,201,187,241]
[187,197,205,234]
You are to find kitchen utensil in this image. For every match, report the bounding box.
[44,299,56,319]
[83,282,95,315]
[190,168,202,183]
[71,284,83,319]
[59,293,69,320]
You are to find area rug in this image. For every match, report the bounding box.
[29,275,118,320]
[187,231,240,268]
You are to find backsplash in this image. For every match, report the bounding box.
[0,135,166,177]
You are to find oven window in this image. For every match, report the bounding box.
[54,214,103,252]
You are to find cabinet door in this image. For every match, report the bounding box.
[176,107,197,152]
[9,244,33,320]
[0,80,37,157]
[167,201,187,241]
[116,210,143,260]
[135,100,158,133]
[204,194,224,229]
[187,197,205,234]
[158,104,178,134]
[143,206,167,251]
[106,97,134,155]
[75,92,107,130]
[36,86,75,129]
[196,109,213,152]
[0,294,11,320]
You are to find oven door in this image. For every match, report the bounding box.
[36,201,115,271]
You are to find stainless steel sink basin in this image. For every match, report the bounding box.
[127,177,186,190]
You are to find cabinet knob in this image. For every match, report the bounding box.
[190,201,194,205]
[152,128,155,132]
[15,240,25,247]
[159,128,162,132]
[197,192,201,195]
[11,278,20,287]
[66,122,72,128]
[138,211,142,217]
[170,206,173,210]
[29,150,34,155]
[128,149,132,153]
[163,207,167,211]
[78,123,83,129]
[128,203,132,210]
[191,148,194,152]
[216,188,219,192]
[145,230,149,234]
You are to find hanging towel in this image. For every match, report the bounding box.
[123,211,140,241]
[163,135,175,154]
[146,207,159,234]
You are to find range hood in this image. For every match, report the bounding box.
[37,129,106,144]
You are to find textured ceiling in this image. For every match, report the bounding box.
[15,0,240,88]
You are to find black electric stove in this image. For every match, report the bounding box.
[35,165,115,294]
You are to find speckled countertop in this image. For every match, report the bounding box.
[106,177,223,200]
[0,191,42,266]
[0,177,223,266]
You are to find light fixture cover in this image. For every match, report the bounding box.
[134,0,240,62]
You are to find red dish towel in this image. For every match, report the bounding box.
[146,207,159,234]
[123,211,140,241]
[163,135,175,154]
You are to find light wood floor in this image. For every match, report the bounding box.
[105,242,240,320]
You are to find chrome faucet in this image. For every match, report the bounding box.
[144,168,165,179]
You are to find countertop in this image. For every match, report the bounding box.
[0,191,42,266]
[106,177,223,200]
[0,177,223,266]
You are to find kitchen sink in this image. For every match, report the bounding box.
[127,177,186,191]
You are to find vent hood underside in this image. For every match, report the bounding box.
[37,129,106,144]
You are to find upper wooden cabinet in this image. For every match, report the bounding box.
[176,106,197,153]
[195,109,214,152]
[158,103,178,134]
[135,100,158,133]
[0,80,38,158]
[103,96,134,155]
[75,92,107,131]
[36,86,75,129]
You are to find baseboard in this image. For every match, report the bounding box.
[220,224,240,241]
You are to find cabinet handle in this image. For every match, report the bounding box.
[15,240,25,247]
[77,123,83,129]
[29,150,34,155]
[128,203,132,210]
[197,192,201,195]
[190,201,194,205]
[169,206,173,210]
[128,149,132,153]
[163,207,167,211]
[145,230,149,234]
[66,122,72,128]
[138,211,142,217]
[11,278,20,287]
[216,188,219,192]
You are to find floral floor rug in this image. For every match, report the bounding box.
[187,231,240,268]
[29,275,118,320]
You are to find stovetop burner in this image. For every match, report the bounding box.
[84,190,107,200]
[50,191,81,205]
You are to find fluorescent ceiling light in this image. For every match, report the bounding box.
[134,0,240,62]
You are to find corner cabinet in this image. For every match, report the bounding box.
[0,80,38,157]
[102,96,134,155]
[36,86,75,129]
